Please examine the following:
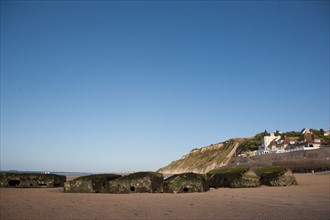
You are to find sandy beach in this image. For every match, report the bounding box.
[1,173,329,220]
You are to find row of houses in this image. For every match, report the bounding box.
[254,128,326,155]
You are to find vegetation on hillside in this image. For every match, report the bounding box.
[159,128,329,174]
[280,131,301,137]
[310,129,330,145]
[310,128,325,137]
[159,139,239,172]
[236,132,264,154]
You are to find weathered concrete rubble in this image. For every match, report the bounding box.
[207,166,260,188]
[64,174,121,193]
[0,172,66,188]
[1,167,296,193]
[256,166,298,186]
[107,172,163,193]
[163,172,209,193]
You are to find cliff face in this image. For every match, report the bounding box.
[158,138,245,174]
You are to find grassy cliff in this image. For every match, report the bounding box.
[158,128,329,175]
[158,139,244,174]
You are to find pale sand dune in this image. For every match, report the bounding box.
[1,173,329,219]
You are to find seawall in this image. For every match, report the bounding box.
[229,147,330,172]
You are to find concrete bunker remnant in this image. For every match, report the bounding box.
[255,166,298,186]
[8,179,20,187]
[107,172,163,194]
[0,172,66,188]
[64,174,122,193]
[163,172,209,193]
[207,166,260,188]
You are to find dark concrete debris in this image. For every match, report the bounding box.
[2,167,298,193]
[0,172,66,188]
[207,167,260,188]
[64,174,121,193]
[163,173,209,193]
[256,167,298,186]
[107,172,163,194]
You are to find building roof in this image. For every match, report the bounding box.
[264,130,270,136]
[261,128,326,151]
[297,132,325,145]
[301,128,311,134]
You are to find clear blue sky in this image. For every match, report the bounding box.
[1,0,329,172]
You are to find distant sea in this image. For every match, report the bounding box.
[0,170,133,176]
[0,170,92,176]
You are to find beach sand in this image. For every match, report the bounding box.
[1,173,329,219]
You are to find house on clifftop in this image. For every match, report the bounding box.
[255,128,325,155]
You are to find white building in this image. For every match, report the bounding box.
[256,131,281,155]
[324,130,330,136]
[254,129,325,155]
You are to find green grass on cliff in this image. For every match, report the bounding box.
[160,140,240,172]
